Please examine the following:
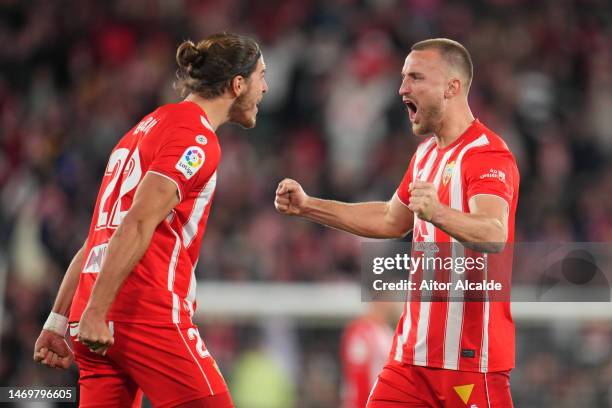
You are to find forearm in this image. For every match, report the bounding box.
[302,197,402,239]
[431,206,507,252]
[51,242,87,316]
[85,220,155,316]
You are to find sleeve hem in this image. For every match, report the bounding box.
[394,190,411,208]
[467,192,510,212]
[147,170,183,202]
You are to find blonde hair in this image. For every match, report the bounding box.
[412,38,473,91]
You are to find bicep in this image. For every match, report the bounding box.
[385,193,414,237]
[122,172,180,230]
[468,194,509,230]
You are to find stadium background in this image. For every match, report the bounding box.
[1,0,612,406]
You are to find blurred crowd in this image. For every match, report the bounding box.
[1,0,611,406]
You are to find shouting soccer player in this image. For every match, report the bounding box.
[276,38,519,407]
[33,33,267,408]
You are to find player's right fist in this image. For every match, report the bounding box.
[275,178,309,216]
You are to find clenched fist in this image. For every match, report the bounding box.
[77,308,114,356]
[274,178,309,216]
[408,181,442,222]
[33,330,74,369]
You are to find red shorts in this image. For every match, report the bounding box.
[366,360,513,408]
[70,321,233,408]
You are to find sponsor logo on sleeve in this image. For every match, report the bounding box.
[176,146,205,180]
[83,243,109,273]
[479,168,506,183]
[195,135,208,145]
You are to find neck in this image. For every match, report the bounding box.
[184,93,233,131]
[434,99,475,149]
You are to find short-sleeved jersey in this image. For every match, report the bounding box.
[340,318,393,408]
[391,119,520,373]
[69,101,220,325]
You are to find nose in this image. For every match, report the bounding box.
[399,79,410,97]
[262,78,269,93]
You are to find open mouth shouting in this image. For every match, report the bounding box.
[404,98,418,122]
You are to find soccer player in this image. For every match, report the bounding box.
[33,32,268,408]
[340,302,395,408]
[275,38,518,407]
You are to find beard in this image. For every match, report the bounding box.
[411,101,444,136]
[229,92,257,129]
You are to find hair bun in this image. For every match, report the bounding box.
[176,40,200,69]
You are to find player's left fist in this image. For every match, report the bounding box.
[77,308,114,356]
[33,330,74,369]
[408,181,441,222]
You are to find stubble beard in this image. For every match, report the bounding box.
[229,92,256,129]
[412,101,444,136]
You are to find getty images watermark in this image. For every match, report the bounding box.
[361,242,612,302]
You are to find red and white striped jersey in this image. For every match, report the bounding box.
[340,317,393,408]
[391,119,519,373]
[70,101,220,325]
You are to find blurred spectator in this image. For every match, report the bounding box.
[340,302,396,408]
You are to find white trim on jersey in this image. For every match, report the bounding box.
[449,134,490,210]
[366,378,379,406]
[200,115,215,133]
[394,302,410,362]
[484,372,492,407]
[395,140,437,362]
[185,260,198,318]
[393,143,436,362]
[480,297,491,372]
[393,191,410,208]
[168,227,182,324]
[414,138,437,173]
[413,145,459,366]
[172,294,181,325]
[182,171,217,248]
[147,170,183,202]
[480,253,490,373]
[175,323,214,395]
[444,133,490,370]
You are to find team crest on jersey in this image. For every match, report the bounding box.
[443,161,455,185]
[195,135,208,145]
[176,146,205,180]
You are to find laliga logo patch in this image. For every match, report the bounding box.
[176,146,205,180]
[443,161,455,185]
[195,135,208,145]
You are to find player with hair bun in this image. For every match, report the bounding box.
[34,32,267,408]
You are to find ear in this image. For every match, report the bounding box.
[444,78,461,99]
[230,75,246,97]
